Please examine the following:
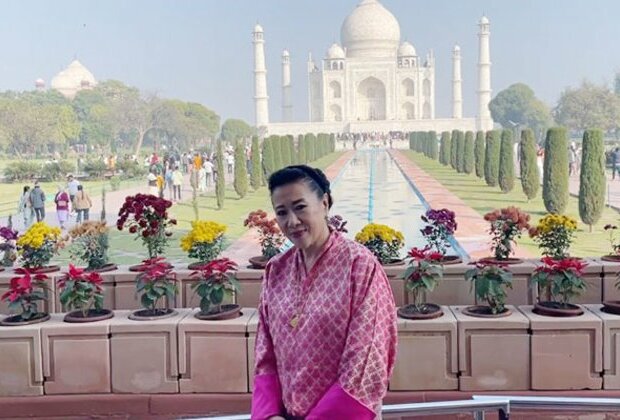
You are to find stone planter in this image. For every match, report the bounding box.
[531,258,603,304]
[585,304,620,389]
[382,264,407,307]
[247,311,259,392]
[451,305,530,391]
[0,314,44,396]
[502,260,536,306]
[389,306,458,391]
[41,313,111,394]
[0,270,56,314]
[113,266,181,310]
[179,268,238,309]
[424,261,474,306]
[520,305,603,390]
[178,308,255,393]
[598,258,620,303]
[109,309,191,393]
[54,271,115,313]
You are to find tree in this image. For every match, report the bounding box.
[233,139,248,198]
[498,129,515,193]
[579,129,606,231]
[484,130,501,187]
[429,131,439,160]
[280,135,291,167]
[220,118,254,142]
[262,136,275,177]
[456,131,466,173]
[272,136,283,170]
[463,131,475,174]
[554,81,620,133]
[489,83,553,139]
[519,128,540,201]
[474,131,486,178]
[250,136,261,190]
[543,127,569,214]
[215,139,226,209]
[298,134,306,163]
[450,130,459,169]
[439,131,451,166]
[288,135,296,165]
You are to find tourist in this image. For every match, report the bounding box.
[147,170,158,196]
[165,168,174,199]
[203,158,214,187]
[31,181,46,222]
[568,144,578,177]
[67,174,80,214]
[17,186,34,229]
[612,148,620,180]
[74,185,92,223]
[156,172,165,198]
[172,166,183,201]
[198,165,206,193]
[252,165,397,419]
[54,186,70,230]
[226,151,234,174]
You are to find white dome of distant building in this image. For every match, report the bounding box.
[282,49,290,57]
[398,41,416,57]
[480,15,489,24]
[34,78,46,90]
[454,44,461,51]
[326,43,345,59]
[254,23,264,33]
[341,0,401,58]
[51,60,97,99]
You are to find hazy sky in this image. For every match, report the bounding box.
[1,0,619,125]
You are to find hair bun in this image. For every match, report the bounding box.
[311,167,331,193]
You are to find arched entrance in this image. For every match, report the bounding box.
[356,77,386,120]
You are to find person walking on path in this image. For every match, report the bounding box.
[172,166,183,202]
[17,186,34,229]
[165,169,174,199]
[54,186,70,230]
[67,174,80,214]
[204,158,214,187]
[74,185,92,223]
[31,182,46,222]
[147,170,158,196]
[612,148,620,180]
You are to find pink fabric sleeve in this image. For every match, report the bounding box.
[307,256,397,418]
[251,263,284,420]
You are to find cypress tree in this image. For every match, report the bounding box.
[272,136,283,170]
[304,133,312,162]
[299,134,307,163]
[450,130,459,169]
[261,136,275,177]
[250,136,261,190]
[288,135,296,165]
[456,131,466,173]
[543,127,569,214]
[415,132,422,153]
[463,131,475,174]
[484,130,501,187]
[233,139,248,198]
[579,129,606,231]
[439,131,451,166]
[409,132,414,150]
[215,139,225,209]
[498,129,515,193]
[519,129,539,201]
[329,133,336,153]
[474,131,486,178]
[429,131,439,160]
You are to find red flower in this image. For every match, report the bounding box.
[129,226,138,234]
[191,258,238,283]
[407,247,427,261]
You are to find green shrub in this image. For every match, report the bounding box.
[40,160,74,181]
[543,127,569,214]
[83,160,108,179]
[234,139,249,198]
[456,131,466,173]
[429,131,439,160]
[288,135,296,165]
[463,131,475,174]
[450,130,459,169]
[474,131,486,178]
[250,136,261,190]
[579,129,605,231]
[484,130,501,187]
[215,139,225,209]
[298,134,307,164]
[272,136,283,170]
[519,129,540,201]
[498,129,515,193]
[109,175,121,191]
[3,161,42,182]
[439,132,451,166]
[262,136,276,177]
[117,158,147,179]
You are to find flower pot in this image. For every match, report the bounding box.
[533,301,584,317]
[0,312,50,326]
[602,300,620,315]
[461,305,512,318]
[382,259,405,267]
[397,303,443,320]
[15,265,59,274]
[194,304,242,321]
[128,308,177,321]
[63,309,114,323]
[85,263,118,273]
[602,255,620,263]
[248,255,269,269]
[478,257,524,265]
[187,261,210,270]
[129,262,173,272]
[0,267,4,272]
[440,255,462,265]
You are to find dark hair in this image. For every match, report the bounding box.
[23,186,30,194]
[268,165,333,208]
[77,185,83,191]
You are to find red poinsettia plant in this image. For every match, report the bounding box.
[402,247,444,309]
[117,194,177,258]
[57,264,105,318]
[531,256,588,307]
[135,257,177,313]
[190,258,240,315]
[1,268,49,321]
[464,260,513,315]
[244,210,285,259]
[483,207,530,260]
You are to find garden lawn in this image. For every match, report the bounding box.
[403,150,620,257]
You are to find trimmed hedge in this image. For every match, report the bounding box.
[463,131,475,174]
[579,129,606,230]
[262,136,276,177]
[456,131,466,173]
[250,136,261,190]
[519,129,539,201]
[233,139,248,198]
[498,129,515,193]
[543,127,569,214]
[429,131,438,160]
[474,131,485,178]
[215,139,225,209]
[439,131,451,166]
[484,130,501,187]
[450,130,459,169]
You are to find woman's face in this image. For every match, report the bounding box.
[271,180,329,251]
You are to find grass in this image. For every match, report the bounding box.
[402,150,620,257]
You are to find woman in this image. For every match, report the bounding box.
[73,185,92,223]
[252,165,397,420]
[54,186,70,229]
[147,170,158,196]
[17,186,34,229]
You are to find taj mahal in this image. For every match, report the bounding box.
[253,0,494,135]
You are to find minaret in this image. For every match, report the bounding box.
[477,16,492,126]
[253,24,269,129]
[281,49,293,122]
[452,45,463,119]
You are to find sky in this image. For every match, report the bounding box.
[1,0,619,125]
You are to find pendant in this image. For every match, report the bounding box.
[290,314,299,329]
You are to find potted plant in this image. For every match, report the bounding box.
[463,261,513,317]
[58,264,114,322]
[243,210,285,269]
[0,226,19,270]
[0,268,51,326]
[68,221,117,272]
[528,213,578,259]
[180,220,227,269]
[130,257,177,320]
[190,258,241,320]
[15,222,63,273]
[420,208,461,264]
[531,256,587,317]
[328,214,348,233]
[397,247,444,320]
[480,206,531,264]
[602,224,620,262]
[355,223,405,266]
[116,194,176,272]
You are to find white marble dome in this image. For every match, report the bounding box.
[398,41,416,57]
[341,0,401,58]
[326,43,346,59]
[51,60,97,99]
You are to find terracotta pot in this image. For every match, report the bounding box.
[397,303,443,320]
[533,301,584,317]
[129,262,173,272]
[382,259,405,267]
[0,266,4,272]
[461,305,512,318]
[440,255,462,265]
[478,257,524,265]
[85,263,118,273]
[602,255,620,263]
[602,300,620,315]
[15,265,60,274]
[0,312,50,326]
[128,308,177,321]
[248,255,269,269]
[63,308,114,323]
[194,304,242,321]
[188,261,209,270]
